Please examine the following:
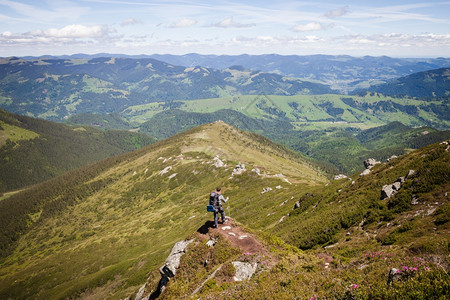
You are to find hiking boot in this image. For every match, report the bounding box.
[222,219,227,224]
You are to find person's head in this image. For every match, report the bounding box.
[216,187,221,193]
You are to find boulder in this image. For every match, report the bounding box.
[392,181,401,191]
[159,166,172,175]
[387,268,402,285]
[251,168,261,176]
[163,239,194,276]
[334,174,348,180]
[406,169,416,179]
[395,177,405,184]
[364,158,380,169]
[360,169,371,176]
[381,184,395,200]
[151,239,194,298]
[231,162,246,177]
[134,284,148,300]
[232,261,258,281]
[293,201,301,210]
[387,155,398,162]
[213,155,224,168]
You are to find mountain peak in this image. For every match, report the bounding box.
[164,121,326,184]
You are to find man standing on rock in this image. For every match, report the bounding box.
[210,187,228,228]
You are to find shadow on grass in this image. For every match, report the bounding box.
[197,220,215,234]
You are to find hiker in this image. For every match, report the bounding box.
[210,187,229,228]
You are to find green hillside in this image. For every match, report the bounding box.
[363,68,450,98]
[0,122,447,299]
[160,139,448,300]
[0,109,155,193]
[136,108,450,175]
[122,93,449,130]
[0,122,326,299]
[0,57,333,120]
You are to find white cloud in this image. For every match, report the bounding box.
[291,22,325,32]
[39,24,112,38]
[211,17,255,28]
[121,18,143,26]
[324,6,349,19]
[169,18,197,28]
[0,24,118,48]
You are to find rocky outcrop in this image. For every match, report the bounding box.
[251,168,261,176]
[232,261,258,281]
[139,239,194,300]
[213,155,225,168]
[360,158,381,176]
[159,166,172,175]
[261,187,272,194]
[387,268,402,285]
[380,170,415,200]
[334,174,348,180]
[230,162,246,177]
[364,158,380,169]
[360,169,371,176]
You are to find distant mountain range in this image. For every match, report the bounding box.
[19,53,450,92]
[0,56,333,120]
[360,67,450,98]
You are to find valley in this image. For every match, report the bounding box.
[0,53,448,299]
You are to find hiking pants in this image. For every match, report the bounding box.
[214,206,225,227]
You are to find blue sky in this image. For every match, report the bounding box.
[0,0,449,57]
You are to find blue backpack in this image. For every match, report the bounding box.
[207,192,219,212]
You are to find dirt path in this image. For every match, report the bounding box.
[197,217,269,256]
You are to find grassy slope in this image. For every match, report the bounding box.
[0,109,155,193]
[123,94,449,129]
[0,122,326,299]
[157,140,449,300]
[136,107,450,175]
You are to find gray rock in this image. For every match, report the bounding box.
[232,261,258,281]
[213,155,224,168]
[334,174,348,180]
[251,168,261,176]
[387,268,402,285]
[293,201,301,210]
[387,155,398,162]
[364,158,380,169]
[406,169,416,179]
[360,169,371,176]
[381,184,395,200]
[163,239,194,276]
[395,177,405,183]
[231,162,246,177]
[151,239,194,298]
[134,284,149,300]
[411,195,419,205]
[392,182,401,191]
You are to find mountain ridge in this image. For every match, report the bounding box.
[0,121,448,299]
[0,121,326,299]
[16,53,450,92]
[0,56,333,121]
[360,67,450,98]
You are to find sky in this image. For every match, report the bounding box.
[0,0,449,57]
